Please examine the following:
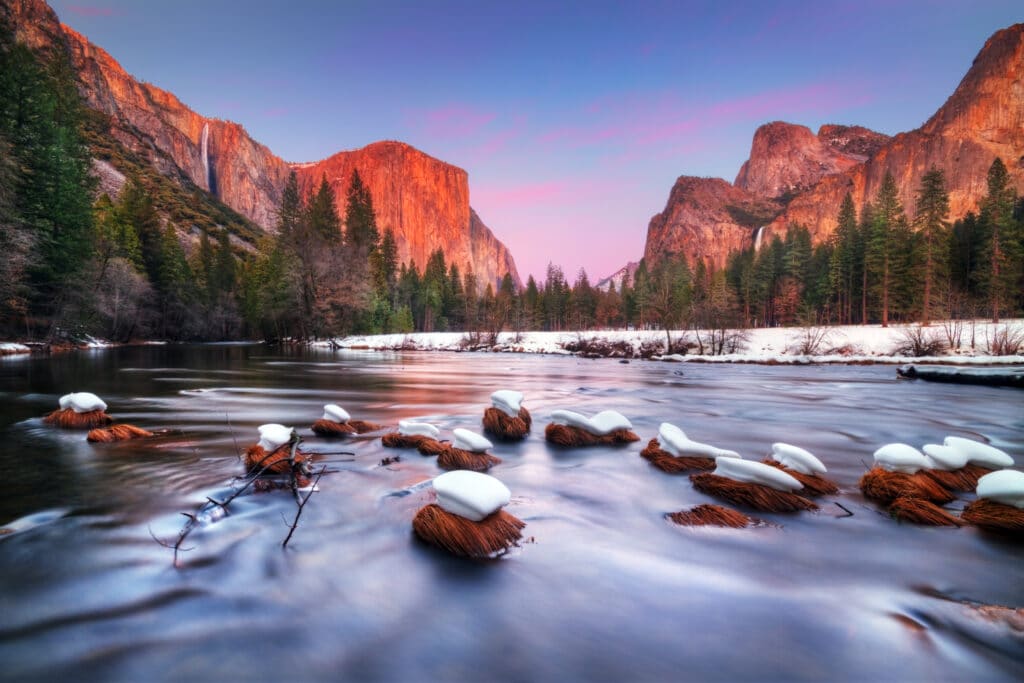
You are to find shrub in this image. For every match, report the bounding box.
[891,326,948,357]
[985,324,1024,356]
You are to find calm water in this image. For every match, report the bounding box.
[0,345,1022,682]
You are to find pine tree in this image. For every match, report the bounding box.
[913,167,950,325]
[977,158,1020,322]
[308,175,341,243]
[828,193,858,323]
[865,174,910,326]
[343,169,378,253]
[277,170,302,238]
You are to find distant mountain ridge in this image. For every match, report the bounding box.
[4,0,520,288]
[641,23,1024,271]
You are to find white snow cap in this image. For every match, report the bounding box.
[60,392,107,414]
[873,443,929,474]
[257,423,293,451]
[922,444,969,471]
[975,469,1024,508]
[658,423,740,459]
[322,404,351,423]
[770,442,827,475]
[943,436,1014,468]
[398,420,440,438]
[453,428,493,453]
[550,409,632,435]
[433,470,511,521]
[490,390,524,418]
[714,457,803,492]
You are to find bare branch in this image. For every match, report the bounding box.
[283,466,327,548]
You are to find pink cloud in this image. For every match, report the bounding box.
[263,107,290,118]
[66,5,121,17]
[409,103,497,139]
[472,180,566,210]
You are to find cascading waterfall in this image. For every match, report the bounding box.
[200,122,210,191]
[753,226,765,252]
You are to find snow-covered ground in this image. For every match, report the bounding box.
[0,342,30,356]
[320,320,1024,365]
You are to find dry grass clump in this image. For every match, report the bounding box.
[43,408,113,429]
[921,465,989,492]
[888,496,962,526]
[668,504,751,528]
[416,438,449,456]
[312,419,381,436]
[690,473,818,512]
[640,439,715,473]
[544,423,640,447]
[382,432,445,455]
[482,406,532,441]
[412,504,525,558]
[961,498,1024,535]
[761,458,839,496]
[859,468,956,505]
[436,447,502,472]
[244,444,308,476]
[86,424,154,442]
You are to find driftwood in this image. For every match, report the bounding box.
[436,446,502,472]
[311,419,381,436]
[482,406,532,441]
[690,473,818,513]
[668,504,751,528]
[888,495,962,526]
[962,498,1024,535]
[43,408,112,429]
[761,458,839,496]
[897,364,1024,389]
[86,424,155,442]
[412,503,525,558]
[640,439,715,473]
[858,467,956,505]
[544,423,640,447]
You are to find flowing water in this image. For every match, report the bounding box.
[0,345,1022,682]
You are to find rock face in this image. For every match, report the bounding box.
[596,261,639,291]
[293,143,520,288]
[6,0,519,288]
[644,177,780,270]
[645,23,1024,269]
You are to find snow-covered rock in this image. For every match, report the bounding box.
[433,470,511,521]
[551,409,632,435]
[60,392,107,413]
[975,470,1024,508]
[658,423,739,459]
[453,428,493,453]
[398,420,440,438]
[491,389,524,417]
[770,442,827,475]
[713,457,803,492]
[322,404,351,423]
[944,436,1014,468]
[921,444,969,471]
[257,423,293,451]
[873,443,929,474]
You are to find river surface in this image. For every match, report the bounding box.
[0,345,1022,682]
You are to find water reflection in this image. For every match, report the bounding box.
[0,346,1022,681]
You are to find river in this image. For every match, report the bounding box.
[0,345,1021,681]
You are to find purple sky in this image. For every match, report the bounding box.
[53,1,1022,284]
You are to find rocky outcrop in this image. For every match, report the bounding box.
[644,177,780,270]
[5,0,519,286]
[646,23,1024,267]
[596,261,639,291]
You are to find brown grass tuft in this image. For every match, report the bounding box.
[311,419,356,436]
[962,498,1024,534]
[244,443,308,476]
[412,503,526,558]
[544,423,640,447]
[482,406,531,441]
[86,424,154,443]
[43,408,113,429]
[690,473,818,512]
[921,467,986,492]
[382,432,441,452]
[641,439,715,473]
[888,496,962,526]
[348,419,381,434]
[761,458,839,495]
[436,446,502,472]
[668,504,751,528]
[858,467,956,504]
[416,438,448,456]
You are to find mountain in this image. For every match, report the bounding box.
[4,0,519,288]
[596,261,639,291]
[643,23,1024,270]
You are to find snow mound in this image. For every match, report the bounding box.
[770,442,827,475]
[59,392,107,414]
[921,444,969,471]
[551,409,632,435]
[433,470,511,521]
[322,404,351,423]
[399,420,440,438]
[874,443,928,474]
[257,423,293,451]
[453,428,493,453]
[491,390,524,417]
[944,436,1014,468]
[976,470,1024,508]
[659,423,739,459]
[714,457,803,492]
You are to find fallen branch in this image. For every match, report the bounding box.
[283,466,328,548]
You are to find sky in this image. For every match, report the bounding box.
[52,1,1022,284]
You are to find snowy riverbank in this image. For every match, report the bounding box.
[321,320,1024,365]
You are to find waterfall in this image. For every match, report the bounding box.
[753,226,765,252]
[200,122,210,191]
